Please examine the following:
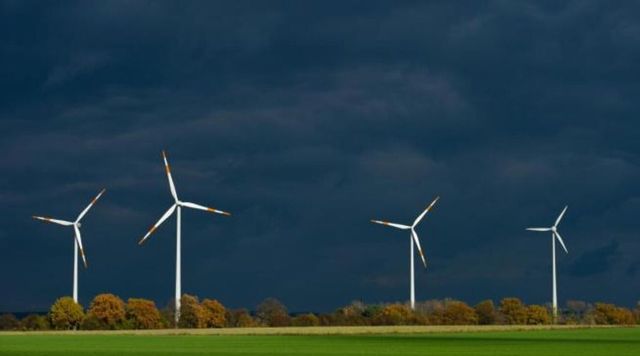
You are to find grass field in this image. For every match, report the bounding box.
[0,326,638,355]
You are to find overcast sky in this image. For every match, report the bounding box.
[1,1,639,312]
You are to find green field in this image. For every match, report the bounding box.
[0,327,638,355]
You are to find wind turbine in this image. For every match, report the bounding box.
[371,197,439,310]
[138,150,230,326]
[32,188,106,303]
[526,206,569,320]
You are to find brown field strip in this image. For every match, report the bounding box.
[0,324,630,336]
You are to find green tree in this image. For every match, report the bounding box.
[87,293,126,329]
[292,313,320,326]
[201,299,226,328]
[256,298,291,327]
[0,314,20,330]
[499,298,527,324]
[475,300,496,325]
[526,305,550,325]
[126,298,162,329]
[443,301,478,325]
[178,294,207,328]
[20,314,50,330]
[49,297,85,330]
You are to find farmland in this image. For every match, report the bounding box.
[0,325,638,355]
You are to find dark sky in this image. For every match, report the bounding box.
[1,1,639,313]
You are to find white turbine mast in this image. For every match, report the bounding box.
[371,196,440,310]
[33,188,106,303]
[138,150,230,326]
[526,205,569,321]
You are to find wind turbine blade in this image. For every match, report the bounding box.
[181,201,231,216]
[554,231,569,254]
[138,204,177,245]
[554,206,568,227]
[370,220,411,230]
[32,216,74,226]
[73,225,88,268]
[526,227,552,232]
[76,188,106,223]
[411,229,427,268]
[413,196,440,227]
[162,150,179,201]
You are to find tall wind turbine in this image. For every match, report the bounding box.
[32,188,106,303]
[138,150,230,326]
[526,206,569,320]
[371,197,439,310]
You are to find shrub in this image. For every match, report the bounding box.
[372,303,414,325]
[443,301,478,325]
[526,305,550,325]
[591,303,635,325]
[49,297,84,330]
[256,298,291,327]
[201,299,226,328]
[20,314,50,331]
[126,298,162,329]
[475,300,496,325]
[226,308,256,327]
[81,313,107,330]
[0,314,20,330]
[292,313,320,326]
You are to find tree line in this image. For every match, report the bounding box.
[1,295,638,330]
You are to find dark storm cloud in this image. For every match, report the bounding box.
[569,240,619,277]
[1,1,639,312]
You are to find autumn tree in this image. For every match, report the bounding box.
[179,294,207,328]
[333,301,368,326]
[226,308,256,327]
[126,298,162,329]
[417,300,446,325]
[20,314,50,330]
[256,298,291,327]
[371,303,414,325]
[591,303,635,325]
[86,293,126,329]
[292,313,320,326]
[201,299,226,328]
[526,305,550,325]
[443,301,478,325]
[475,300,496,325]
[0,314,20,330]
[499,298,527,324]
[49,297,85,330]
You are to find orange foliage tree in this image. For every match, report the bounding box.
[201,299,226,328]
[126,298,162,329]
[87,293,126,329]
[499,298,527,324]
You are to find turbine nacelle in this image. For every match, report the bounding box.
[32,188,106,269]
[370,196,440,269]
[526,205,569,254]
[137,151,231,246]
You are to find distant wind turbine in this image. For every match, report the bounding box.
[526,206,569,320]
[33,188,106,303]
[371,197,439,310]
[138,150,230,326]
